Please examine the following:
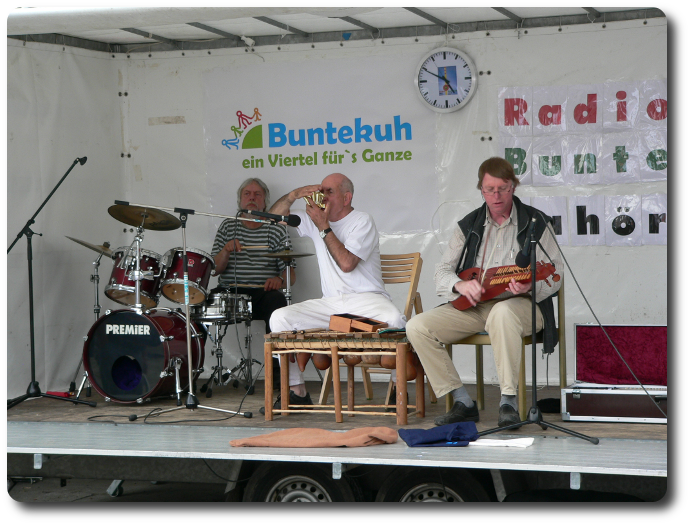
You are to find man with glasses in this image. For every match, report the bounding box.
[406,157,563,427]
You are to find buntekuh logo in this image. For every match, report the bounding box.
[222,108,263,151]
[222,107,412,152]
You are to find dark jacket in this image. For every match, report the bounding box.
[454,196,558,354]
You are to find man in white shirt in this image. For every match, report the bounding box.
[267,173,406,407]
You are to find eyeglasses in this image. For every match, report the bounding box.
[481,186,513,196]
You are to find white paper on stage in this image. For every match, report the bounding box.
[532,85,569,136]
[638,78,668,130]
[605,194,642,246]
[563,134,603,185]
[601,131,640,184]
[497,86,533,137]
[500,136,533,185]
[530,196,569,246]
[603,81,641,130]
[566,84,604,135]
[202,55,437,235]
[638,129,667,182]
[568,195,606,246]
[641,193,668,245]
[531,136,565,186]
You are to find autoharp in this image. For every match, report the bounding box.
[451,261,560,311]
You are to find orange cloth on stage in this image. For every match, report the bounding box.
[230,427,398,448]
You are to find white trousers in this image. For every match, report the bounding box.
[269,292,406,386]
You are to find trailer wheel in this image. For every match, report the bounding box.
[243,462,361,502]
[375,467,490,502]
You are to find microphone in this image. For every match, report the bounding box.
[240,209,301,227]
[516,217,537,268]
[78,157,87,165]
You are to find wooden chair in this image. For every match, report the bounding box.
[318,252,437,405]
[445,284,567,420]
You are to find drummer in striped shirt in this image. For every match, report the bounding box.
[211,178,296,389]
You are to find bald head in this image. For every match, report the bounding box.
[321,173,354,221]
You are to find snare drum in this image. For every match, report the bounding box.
[82,309,205,403]
[160,248,215,305]
[105,247,163,309]
[192,291,252,324]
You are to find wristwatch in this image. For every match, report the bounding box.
[319,227,332,239]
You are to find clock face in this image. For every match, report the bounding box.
[414,47,478,113]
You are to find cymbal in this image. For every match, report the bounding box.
[262,250,314,260]
[65,236,114,257]
[108,204,181,231]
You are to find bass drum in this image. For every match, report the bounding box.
[83,309,205,403]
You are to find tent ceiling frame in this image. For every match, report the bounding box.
[7,8,664,55]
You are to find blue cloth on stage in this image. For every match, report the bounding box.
[398,422,479,447]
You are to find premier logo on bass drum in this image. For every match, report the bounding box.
[105,324,151,335]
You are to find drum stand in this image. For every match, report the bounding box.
[229,319,262,395]
[199,323,233,397]
[71,251,106,398]
[200,317,261,397]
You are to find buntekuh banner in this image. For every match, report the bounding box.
[203,54,437,235]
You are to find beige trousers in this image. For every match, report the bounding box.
[405,297,543,398]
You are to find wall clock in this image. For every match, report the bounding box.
[414,47,478,113]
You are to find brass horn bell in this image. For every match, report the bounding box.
[303,191,325,209]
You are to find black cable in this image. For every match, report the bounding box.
[546,227,667,418]
[200,457,252,484]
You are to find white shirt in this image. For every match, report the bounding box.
[294,209,390,300]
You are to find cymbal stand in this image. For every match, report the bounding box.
[71,250,107,398]
[152,208,251,419]
[126,225,149,313]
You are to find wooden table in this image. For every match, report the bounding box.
[264,330,425,425]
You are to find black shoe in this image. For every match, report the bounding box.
[285,390,313,409]
[260,390,314,415]
[434,401,479,426]
[498,404,521,427]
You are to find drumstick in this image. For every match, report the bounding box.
[243,245,269,250]
[231,283,266,288]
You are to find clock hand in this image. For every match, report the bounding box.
[422,68,457,94]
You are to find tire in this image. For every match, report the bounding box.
[375,467,490,502]
[243,462,362,502]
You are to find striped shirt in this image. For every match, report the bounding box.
[211,219,292,288]
[435,205,563,303]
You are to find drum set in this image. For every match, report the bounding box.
[72,202,310,410]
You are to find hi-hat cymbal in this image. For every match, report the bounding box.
[65,236,114,257]
[108,204,181,231]
[262,250,314,260]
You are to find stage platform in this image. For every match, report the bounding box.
[7,381,667,479]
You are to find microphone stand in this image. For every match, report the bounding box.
[8,157,96,409]
[120,204,253,419]
[477,224,598,444]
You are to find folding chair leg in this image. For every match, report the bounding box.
[475,345,485,411]
[361,366,374,400]
[319,366,333,406]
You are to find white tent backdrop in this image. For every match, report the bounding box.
[6,18,667,398]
